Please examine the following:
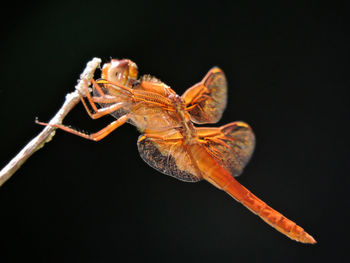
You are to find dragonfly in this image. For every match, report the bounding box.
[37,58,316,244]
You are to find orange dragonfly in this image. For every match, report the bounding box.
[37,59,316,244]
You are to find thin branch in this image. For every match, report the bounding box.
[0,57,102,187]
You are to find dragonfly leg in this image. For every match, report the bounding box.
[79,79,102,113]
[79,79,129,120]
[91,78,105,96]
[79,79,112,113]
[81,97,125,119]
[36,114,130,141]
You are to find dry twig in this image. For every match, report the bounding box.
[0,57,102,187]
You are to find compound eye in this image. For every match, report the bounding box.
[102,59,128,84]
[101,59,138,85]
[128,61,138,79]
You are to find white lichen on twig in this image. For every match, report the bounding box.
[0,57,102,187]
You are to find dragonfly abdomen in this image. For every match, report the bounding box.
[189,144,316,244]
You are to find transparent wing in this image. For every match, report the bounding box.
[128,75,180,130]
[95,77,181,132]
[137,133,202,182]
[128,104,180,132]
[182,67,227,124]
[196,121,255,177]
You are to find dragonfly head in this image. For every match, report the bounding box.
[102,59,138,86]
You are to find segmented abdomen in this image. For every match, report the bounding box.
[189,144,316,244]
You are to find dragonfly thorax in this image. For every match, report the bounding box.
[167,93,197,145]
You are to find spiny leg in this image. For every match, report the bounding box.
[79,79,130,120]
[36,114,130,141]
[91,78,105,96]
[81,97,126,120]
[80,79,111,114]
[79,79,101,113]
[80,78,120,113]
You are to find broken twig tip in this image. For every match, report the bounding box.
[0,57,102,187]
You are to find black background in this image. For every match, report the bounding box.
[0,1,349,262]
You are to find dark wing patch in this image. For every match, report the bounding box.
[137,136,202,182]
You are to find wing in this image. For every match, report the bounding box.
[137,130,202,182]
[94,76,180,132]
[128,76,180,131]
[196,121,255,177]
[182,67,227,124]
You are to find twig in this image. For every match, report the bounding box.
[0,57,102,187]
